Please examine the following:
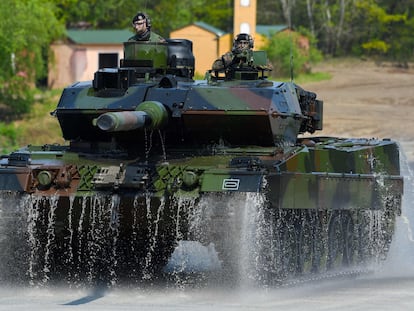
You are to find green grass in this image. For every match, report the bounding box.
[292,71,332,84]
[270,66,332,84]
[17,89,65,146]
[0,88,65,154]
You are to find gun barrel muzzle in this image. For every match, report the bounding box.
[94,101,168,132]
[95,111,149,132]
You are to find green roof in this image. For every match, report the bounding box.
[256,25,289,37]
[64,24,287,45]
[66,29,134,44]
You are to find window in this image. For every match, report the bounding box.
[99,53,118,69]
[240,22,250,34]
[240,0,250,6]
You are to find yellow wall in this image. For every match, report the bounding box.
[218,33,232,56]
[170,25,222,76]
[254,34,269,50]
[234,0,257,38]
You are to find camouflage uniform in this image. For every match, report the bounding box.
[212,52,234,70]
[212,33,256,71]
[128,31,166,43]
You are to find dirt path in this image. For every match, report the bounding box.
[302,59,414,166]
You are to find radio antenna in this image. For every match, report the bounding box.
[288,1,294,82]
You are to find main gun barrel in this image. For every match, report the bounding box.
[95,111,149,132]
[93,101,168,132]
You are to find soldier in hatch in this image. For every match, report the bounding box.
[212,33,254,70]
[128,12,166,43]
[212,33,273,72]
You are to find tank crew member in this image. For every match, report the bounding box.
[128,12,166,42]
[212,33,272,72]
[212,33,254,70]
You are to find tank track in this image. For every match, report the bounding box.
[181,193,399,287]
[0,191,399,287]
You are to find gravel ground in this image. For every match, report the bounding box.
[302,59,414,166]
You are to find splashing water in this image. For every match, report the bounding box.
[163,196,213,279]
[165,192,273,287]
[381,147,414,276]
[41,195,59,284]
[26,195,42,284]
[142,195,165,280]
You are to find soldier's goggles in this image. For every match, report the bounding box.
[133,21,145,26]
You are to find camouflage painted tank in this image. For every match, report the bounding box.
[0,39,403,286]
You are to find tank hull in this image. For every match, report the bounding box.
[0,137,403,285]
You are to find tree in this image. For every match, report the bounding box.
[0,0,64,116]
[139,0,233,36]
[54,0,233,37]
[353,0,407,61]
[266,30,322,78]
[306,0,316,36]
[257,0,284,25]
[54,0,150,29]
[279,0,296,28]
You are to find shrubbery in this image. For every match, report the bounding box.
[0,0,63,119]
[265,30,323,78]
[0,76,33,119]
[0,122,21,154]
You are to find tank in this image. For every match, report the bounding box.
[0,39,403,286]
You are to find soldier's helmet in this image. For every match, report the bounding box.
[132,12,152,30]
[233,33,254,52]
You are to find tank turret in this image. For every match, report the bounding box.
[0,38,403,287]
[54,40,322,156]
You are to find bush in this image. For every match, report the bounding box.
[265,31,322,78]
[0,75,33,119]
[0,122,21,154]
